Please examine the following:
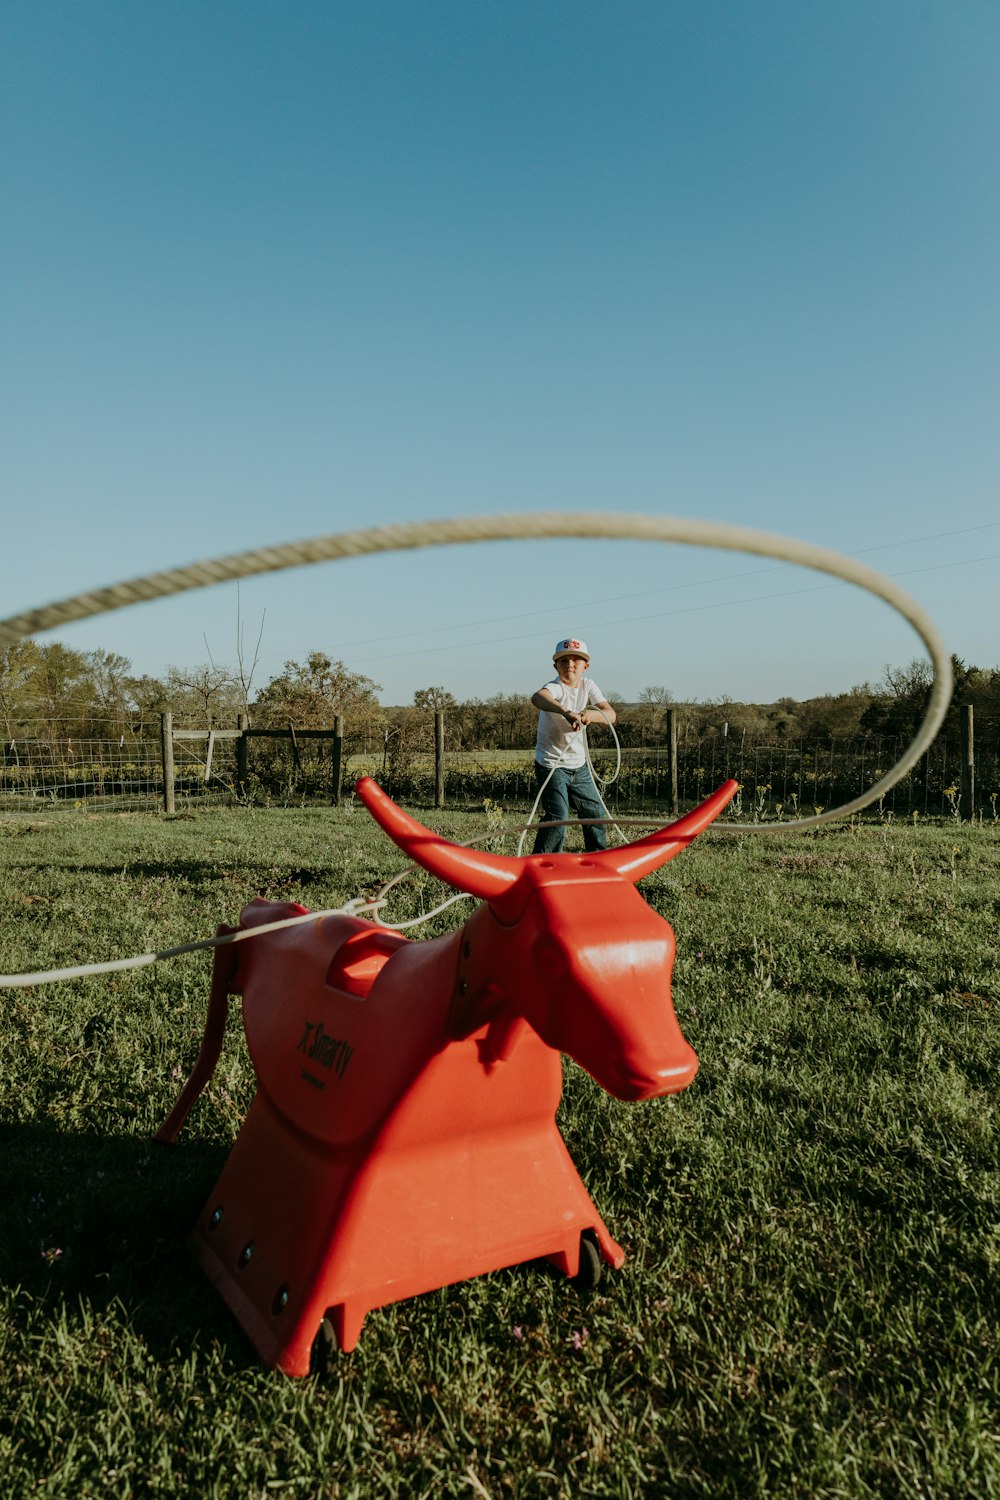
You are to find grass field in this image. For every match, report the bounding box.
[0,800,998,1498]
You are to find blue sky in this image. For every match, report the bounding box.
[2,0,997,706]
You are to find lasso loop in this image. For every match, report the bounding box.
[0,512,952,832]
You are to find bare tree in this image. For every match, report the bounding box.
[166,664,242,727]
[632,683,673,741]
[882,660,934,698]
[234,583,266,721]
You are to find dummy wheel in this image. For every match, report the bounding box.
[571,1230,603,1292]
[309,1316,339,1378]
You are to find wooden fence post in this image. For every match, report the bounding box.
[435,711,446,809]
[666,708,678,816]
[236,714,248,800]
[959,705,975,821]
[160,712,175,815]
[288,722,301,777]
[332,715,344,806]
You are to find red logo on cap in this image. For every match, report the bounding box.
[566,640,581,649]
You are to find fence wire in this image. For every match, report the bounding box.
[2,729,995,820]
[390,737,998,821]
[1,733,163,811]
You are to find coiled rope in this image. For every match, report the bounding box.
[515,707,626,857]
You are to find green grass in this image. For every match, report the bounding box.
[0,803,998,1498]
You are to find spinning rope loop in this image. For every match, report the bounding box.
[0,510,952,833]
[0,512,952,988]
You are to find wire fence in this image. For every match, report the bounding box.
[1,733,163,811]
[382,736,999,821]
[0,728,365,813]
[2,725,997,820]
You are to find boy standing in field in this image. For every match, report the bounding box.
[531,638,616,855]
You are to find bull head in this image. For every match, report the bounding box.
[356,776,738,1102]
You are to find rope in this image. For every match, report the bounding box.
[0,899,383,989]
[0,511,952,832]
[0,815,613,986]
[0,510,953,988]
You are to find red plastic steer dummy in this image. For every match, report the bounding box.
[156,775,738,1375]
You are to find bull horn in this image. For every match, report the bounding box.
[356,777,522,902]
[357,776,738,900]
[587,779,740,883]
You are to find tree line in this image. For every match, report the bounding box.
[2,638,997,757]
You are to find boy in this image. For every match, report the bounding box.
[530,638,616,854]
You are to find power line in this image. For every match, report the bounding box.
[326,521,1000,653]
[343,551,1000,666]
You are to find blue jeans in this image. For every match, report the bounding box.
[532,762,608,854]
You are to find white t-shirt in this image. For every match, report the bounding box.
[534,676,607,769]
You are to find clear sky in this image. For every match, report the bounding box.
[2,0,997,706]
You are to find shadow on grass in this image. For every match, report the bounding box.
[37,857,339,888]
[1,1114,614,1378]
[0,1120,261,1368]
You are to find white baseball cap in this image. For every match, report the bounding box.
[553,637,590,662]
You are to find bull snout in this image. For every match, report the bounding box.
[529,929,699,1102]
[570,972,698,1100]
[605,1046,699,1102]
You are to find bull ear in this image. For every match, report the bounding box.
[587,780,739,884]
[356,777,522,903]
